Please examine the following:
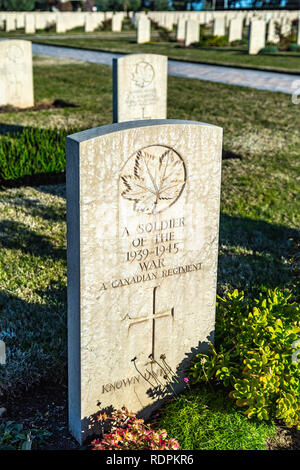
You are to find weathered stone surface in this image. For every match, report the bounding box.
[67,119,222,444]
[0,40,34,108]
[137,15,151,44]
[113,54,167,123]
[185,19,200,46]
[248,20,266,54]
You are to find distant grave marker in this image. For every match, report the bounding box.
[113,54,167,122]
[0,40,34,108]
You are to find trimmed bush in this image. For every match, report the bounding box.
[259,46,279,54]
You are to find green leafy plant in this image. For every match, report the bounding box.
[190,289,300,429]
[0,420,51,450]
[91,407,179,450]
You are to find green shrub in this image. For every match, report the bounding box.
[288,43,300,52]
[259,46,279,54]
[158,385,275,450]
[0,128,69,183]
[196,35,228,48]
[0,420,51,450]
[190,289,300,429]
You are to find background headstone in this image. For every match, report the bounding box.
[56,14,66,34]
[0,40,34,109]
[25,14,35,34]
[185,20,200,47]
[248,19,266,54]
[267,19,279,43]
[213,17,225,36]
[67,119,223,443]
[113,54,167,122]
[0,340,5,365]
[112,13,123,33]
[137,16,151,44]
[176,18,186,42]
[228,18,243,42]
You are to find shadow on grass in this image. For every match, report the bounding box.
[0,219,65,260]
[0,284,67,397]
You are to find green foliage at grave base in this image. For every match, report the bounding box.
[259,46,279,54]
[0,128,70,184]
[191,289,300,429]
[158,385,275,450]
[288,43,300,52]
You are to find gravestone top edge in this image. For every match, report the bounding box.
[67,119,223,144]
[115,53,167,62]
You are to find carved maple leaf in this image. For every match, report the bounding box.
[121,148,185,214]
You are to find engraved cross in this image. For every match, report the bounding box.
[123,286,174,361]
[134,107,151,120]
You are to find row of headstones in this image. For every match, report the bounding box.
[0,38,167,122]
[1,9,299,40]
[0,11,130,34]
[0,37,220,444]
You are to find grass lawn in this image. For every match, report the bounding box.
[0,55,299,448]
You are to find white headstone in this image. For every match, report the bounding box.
[213,17,225,36]
[185,20,200,47]
[67,118,223,444]
[25,14,35,34]
[6,14,16,32]
[176,18,186,42]
[56,14,66,33]
[113,54,167,123]
[163,14,173,31]
[248,20,266,55]
[0,40,34,109]
[137,16,151,44]
[228,18,243,42]
[112,13,123,33]
[297,18,300,45]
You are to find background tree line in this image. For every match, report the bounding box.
[0,0,299,12]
